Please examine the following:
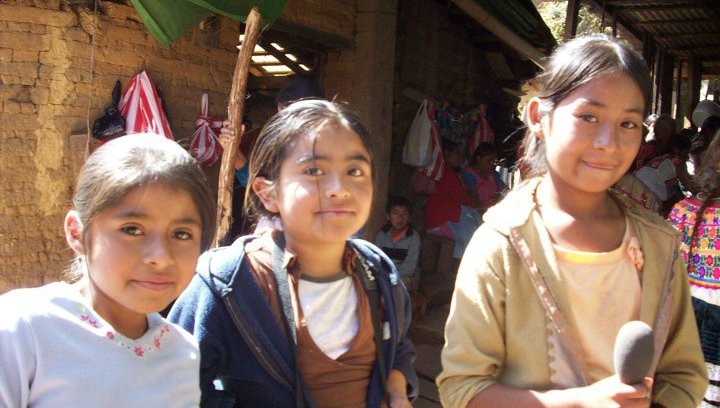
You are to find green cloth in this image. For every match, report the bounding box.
[130,0,289,46]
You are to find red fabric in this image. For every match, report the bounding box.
[425,169,471,229]
[468,104,494,157]
[634,140,660,170]
[189,93,223,166]
[419,101,445,181]
[118,71,174,139]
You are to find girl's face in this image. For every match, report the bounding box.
[66,182,202,329]
[258,124,373,247]
[529,74,645,193]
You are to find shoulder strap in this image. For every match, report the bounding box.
[508,227,591,386]
[350,239,406,340]
[269,234,305,408]
[354,257,388,401]
[209,235,296,394]
[351,242,393,404]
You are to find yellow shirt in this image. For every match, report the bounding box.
[553,219,641,383]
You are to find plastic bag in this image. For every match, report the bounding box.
[189,93,223,166]
[402,100,433,167]
[118,71,174,139]
[92,80,125,141]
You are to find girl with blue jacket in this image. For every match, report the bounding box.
[169,100,417,407]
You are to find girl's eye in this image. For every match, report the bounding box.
[304,167,323,176]
[579,114,598,123]
[348,168,364,177]
[622,121,639,129]
[120,226,142,236]
[174,230,193,240]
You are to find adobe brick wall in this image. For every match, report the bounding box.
[0,0,359,292]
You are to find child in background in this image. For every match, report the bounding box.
[462,142,507,213]
[0,134,216,407]
[438,35,706,408]
[634,114,676,170]
[668,130,720,407]
[169,100,417,407]
[634,132,696,215]
[376,196,421,292]
[414,140,479,270]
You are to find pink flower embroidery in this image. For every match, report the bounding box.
[106,332,115,340]
[627,237,644,272]
[134,346,144,357]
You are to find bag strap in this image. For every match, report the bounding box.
[270,234,305,408]
[509,227,591,386]
[212,236,295,394]
[200,93,209,117]
[354,256,390,405]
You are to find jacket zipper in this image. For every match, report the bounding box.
[221,290,293,392]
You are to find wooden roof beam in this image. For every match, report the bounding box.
[618,5,707,14]
[257,38,309,76]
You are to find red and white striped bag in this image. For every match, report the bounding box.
[118,71,174,140]
[468,104,494,156]
[189,93,223,166]
[421,101,445,181]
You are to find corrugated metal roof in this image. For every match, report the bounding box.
[476,0,557,51]
[590,0,720,60]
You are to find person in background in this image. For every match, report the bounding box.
[438,34,706,408]
[462,142,507,214]
[635,114,676,170]
[169,100,417,407]
[375,196,421,292]
[692,115,720,170]
[418,140,479,265]
[219,77,326,240]
[0,135,216,407]
[634,131,696,216]
[669,130,720,407]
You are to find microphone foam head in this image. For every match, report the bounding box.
[613,320,655,384]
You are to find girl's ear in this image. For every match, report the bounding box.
[252,177,279,213]
[64,211,86,255]
[526,97,546,139]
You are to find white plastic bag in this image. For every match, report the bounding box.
[402,99,433,167]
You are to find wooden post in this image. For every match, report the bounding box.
[674,59,683,125]
[687,57,703,128]
[213,8,262,247]
[563,0,580,42]
[658,50,674,115]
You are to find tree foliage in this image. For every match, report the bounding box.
[535,1,610,43]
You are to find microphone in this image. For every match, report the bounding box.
[613,320,655,384]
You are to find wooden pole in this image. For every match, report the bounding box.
[213,7,262,247]
[563,0,580,42]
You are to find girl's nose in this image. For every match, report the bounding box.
[593,124,619,151]
[144,235,173,269]
[324,172,350,199]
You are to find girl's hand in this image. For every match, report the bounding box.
[564,375,653,408]
[380,395,412,408]
[381,369,411,408]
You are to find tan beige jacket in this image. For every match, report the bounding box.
[437,179,707,408]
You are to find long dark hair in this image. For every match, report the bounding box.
[519,34,652,178]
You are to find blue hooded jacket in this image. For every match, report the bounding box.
[168,235,418,407]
